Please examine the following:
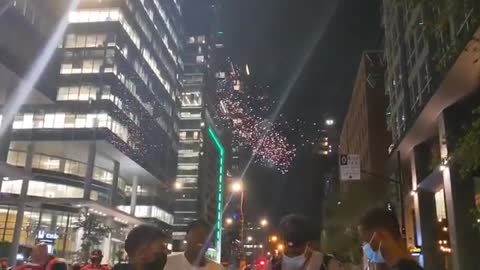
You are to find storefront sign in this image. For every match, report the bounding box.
[37,231,59,241]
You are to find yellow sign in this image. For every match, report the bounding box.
[409,247,421,254]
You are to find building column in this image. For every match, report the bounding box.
[110,161,120,207]
[439,113,480,270]
[102,217,115,264]
[8,143,34,265]
[83,142,96,200]
[130,176,138,216]
[410,151,444,269]
[417,190,445,270]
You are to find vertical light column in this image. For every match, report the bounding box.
[208,128,225,263]
[130,176,139,216]
[8,143,34,265]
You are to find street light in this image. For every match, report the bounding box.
[270,235,278,242]
[247,236,253,242]
[174,182,183,190]
[225,218,233,225]
[325,119,335,126]
[277,244,284,251]
[260,218,268,227]
[231,181,243,193]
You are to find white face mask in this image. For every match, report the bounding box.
[282,253,306,269]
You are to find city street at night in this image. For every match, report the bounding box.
[0,0,480,270]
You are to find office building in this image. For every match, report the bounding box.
[340,51,389,177]
[0,0,183,263]
[173,35,227,262]
[383,1,480,269]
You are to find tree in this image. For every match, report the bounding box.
[452,108,480,178]
[74,213,112,263]
[321,179,392,264]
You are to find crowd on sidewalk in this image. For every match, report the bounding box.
[9,208,422,270]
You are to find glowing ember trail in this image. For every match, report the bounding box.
[215,60,295,174]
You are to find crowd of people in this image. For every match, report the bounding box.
[11,208,422,270]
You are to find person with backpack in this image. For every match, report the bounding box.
[267,214,341,270]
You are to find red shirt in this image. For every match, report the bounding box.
[81,264,111,270]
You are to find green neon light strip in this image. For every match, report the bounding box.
[208,128,225,263]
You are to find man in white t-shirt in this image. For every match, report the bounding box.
[164,220,223,270]
[267,214,341,270]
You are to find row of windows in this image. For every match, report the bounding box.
[1,180,104,201]
[180,92,202,107]
[7,150,127,190]
[153,0,180,48]
[68,9,174,95]
[178,150,200,158]
[179,131,200,141]
[60,58,116,74]
[117,205,173,225]
[132,0,178,67]
[57,85,140,126]
[64,33,114,49]
[179,112,201,120]
[11,112,129,143]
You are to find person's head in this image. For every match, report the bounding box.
[358,208,402,249]
[185,220,211,256]
[278,214,314,256]
[124,225,168,267]
[89,250,103,265]
[358,208,403,264]
[72,263,81,270]
[31,244,49,265]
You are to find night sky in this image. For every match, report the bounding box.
[185,0,383,224]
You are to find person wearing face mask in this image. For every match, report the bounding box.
[113,225,168,270]
[267,214,341,270]
[358,208,423,270]
[164,220,223,270]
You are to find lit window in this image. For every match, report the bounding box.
[57,87,69,100]
[33,114,44,128]
[68,86,80,100]
[76,35,86,47]
[64,114,75,128]
[13,115,23,129]
[75,115,86,128]
[44,114,55,128]
[65,34,76,48]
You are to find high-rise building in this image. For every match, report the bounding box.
[340,51,389,177]
[0,0,183,263]
[173,35,228,262]
[382,1,480,269]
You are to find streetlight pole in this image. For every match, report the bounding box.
[239,188,246,268]
[230,180,246,268]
